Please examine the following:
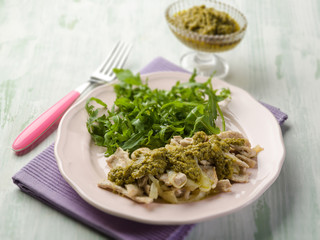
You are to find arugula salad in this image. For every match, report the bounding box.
[85,69,231,157]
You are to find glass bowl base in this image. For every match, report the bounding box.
[180,52,229,78]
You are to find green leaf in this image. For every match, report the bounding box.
[113,69,142,85]
[121,131,147,151]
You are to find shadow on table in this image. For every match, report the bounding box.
[280,124,290,136]
[249,123,295,240]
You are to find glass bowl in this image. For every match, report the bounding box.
[165,0,247,78]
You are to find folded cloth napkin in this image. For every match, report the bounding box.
[12,57,288,240]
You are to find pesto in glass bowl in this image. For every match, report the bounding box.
[165,0,247,78]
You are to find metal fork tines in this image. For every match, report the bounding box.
[75,41,132,93]
[91,41,132,83]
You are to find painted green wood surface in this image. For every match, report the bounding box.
[1,0,319,239]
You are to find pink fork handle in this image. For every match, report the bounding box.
[12,90,81,152]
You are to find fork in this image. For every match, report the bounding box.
[12,41,132,153]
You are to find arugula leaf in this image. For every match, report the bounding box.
[85,69,231,156]
[113,69,142,85]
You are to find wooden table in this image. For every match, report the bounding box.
[1,0,319,239]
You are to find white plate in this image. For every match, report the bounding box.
[55,71,285,225]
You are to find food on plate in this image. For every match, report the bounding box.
[85,69,263,204]
[98,131,263,204]
[86,69,230,157]
[172,5,239,35]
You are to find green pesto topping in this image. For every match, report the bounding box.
[132,148,167,179]
[108,148,167,186]
[166,144,202,182]
[223,138,246,146]
[208,134,230,152]
[192,131,208,144]
[108,167,135,186]
[108,131,246,186]
[173,5,239,35]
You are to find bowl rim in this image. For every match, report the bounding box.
[165,0,248,40]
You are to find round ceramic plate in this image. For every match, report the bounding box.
[55,71,285,225]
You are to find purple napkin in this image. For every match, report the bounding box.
[12,57,288,240]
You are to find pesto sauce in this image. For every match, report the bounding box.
[222,138,246,146]
[108,148,167,186]
[169,5,242,52]
[108,131,246,186]
[173,5,239,35]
